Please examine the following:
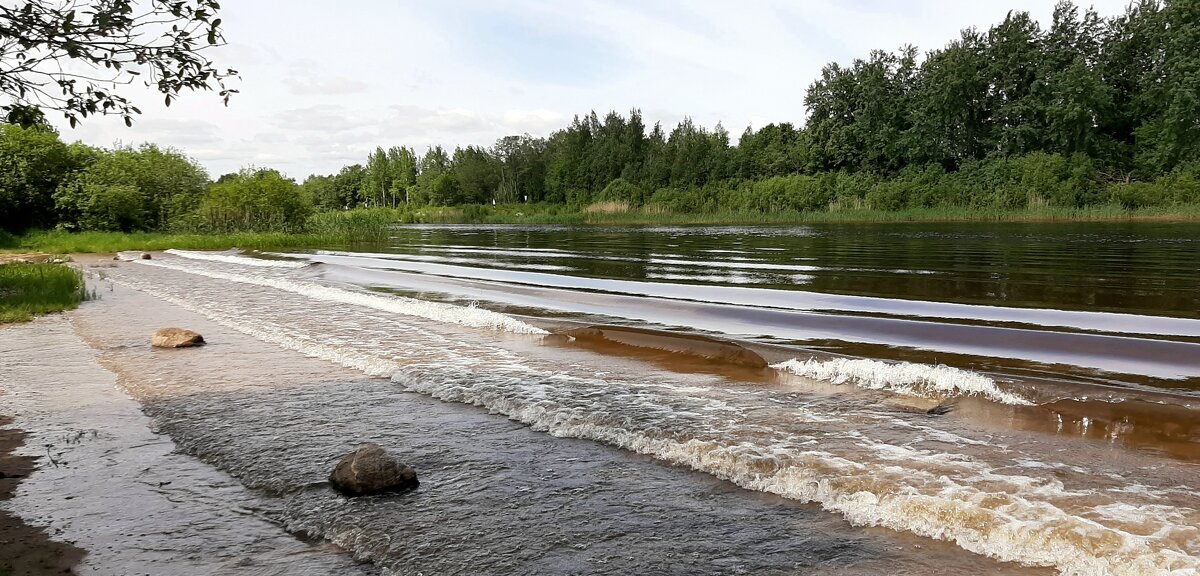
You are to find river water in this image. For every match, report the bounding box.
[78,221,1200,574]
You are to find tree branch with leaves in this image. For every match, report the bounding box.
[0,0,238,127]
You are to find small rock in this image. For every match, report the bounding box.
[329,443,418,496]
[141,253,152,260]
[151,328,205,348]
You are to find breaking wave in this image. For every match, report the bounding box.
[771,357,1033,406]
[164,249,311,268]
[122,254,547,335]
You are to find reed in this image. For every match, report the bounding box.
[0,261,91,323]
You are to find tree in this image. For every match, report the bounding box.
[54,143,208,231]
[0,0,237,126]
[451,145,500,204]
[0,122,77,230]
[198,169,309,233]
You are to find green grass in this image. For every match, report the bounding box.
[0,261,90,323]
[407,202,1200,226]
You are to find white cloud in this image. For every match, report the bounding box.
[46,0,1134,179]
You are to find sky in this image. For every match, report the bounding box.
[52,0,1133,180]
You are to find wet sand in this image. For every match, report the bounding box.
[0,415,86,576]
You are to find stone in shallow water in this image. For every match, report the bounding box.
[329,443,419,496]
[151,328,205,348]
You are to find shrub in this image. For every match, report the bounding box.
[197,169,311,233]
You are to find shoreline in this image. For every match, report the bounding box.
[0,415,87,576]
[0,315,377,576]
[4,206,1200,255]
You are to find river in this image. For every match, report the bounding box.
[77,221,1200,574]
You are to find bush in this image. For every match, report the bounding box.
[197,169,311,233]
[1108,182,1166,209]
[595,178,646,206]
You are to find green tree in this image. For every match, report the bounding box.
[54,143,208,231]
[197,168,310,232]
[451,146,500,204]
[0,123,76,230]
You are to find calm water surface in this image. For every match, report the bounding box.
[352,222,1200,317]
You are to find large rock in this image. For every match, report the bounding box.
[151,328,205,348]
[329,443,418,496]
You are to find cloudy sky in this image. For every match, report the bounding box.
[53,0,1131,180]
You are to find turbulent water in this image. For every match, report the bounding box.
[75,222,1200,575]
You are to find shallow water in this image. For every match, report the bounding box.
[61,280,1048,576]
[81,235,1200,575]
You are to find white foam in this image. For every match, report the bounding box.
[129,258,548,335]
[163,249,311,268]
[392,366,1197,576]
[771,357,1032,406]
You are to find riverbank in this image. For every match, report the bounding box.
[500,203,1200,225]
[6,203,1200,255]
[0,259,89,323]
[0,314,378,575]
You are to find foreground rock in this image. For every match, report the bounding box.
[329,443,419,496]
[151,328,205,348]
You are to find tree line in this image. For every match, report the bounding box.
[2,0,1198,235]
[0,121,311,233]
[302,0,1198,214]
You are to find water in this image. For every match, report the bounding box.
[55,221,1200,575]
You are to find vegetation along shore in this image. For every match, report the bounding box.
[2,0,1198,253]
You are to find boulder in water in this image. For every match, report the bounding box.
[329,443,418,496]
[151,328,205,348]
[140,253,152,260]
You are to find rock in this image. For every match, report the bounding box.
[140,253,152,260]
[329,443,418,496]
[151,328,205,348]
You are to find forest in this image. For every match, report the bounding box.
[1,0,1197,236]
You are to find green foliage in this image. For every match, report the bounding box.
[0,124,77,231]
[0,261,89,323]
[307,208,394,243]
[196,169,311,233]
[54,144,208,232]
[0,0,237,126]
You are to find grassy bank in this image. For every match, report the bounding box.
[432,202,1200,225]
[0,261,90,323]
[6,230,339,254]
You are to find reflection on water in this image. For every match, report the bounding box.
[323,222,1200,318]
[269,223,1200,394]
